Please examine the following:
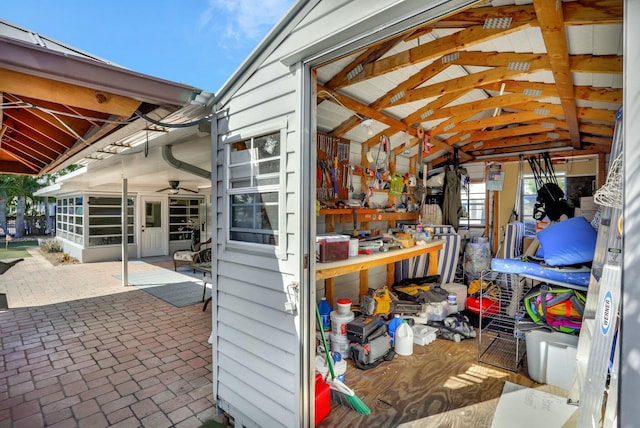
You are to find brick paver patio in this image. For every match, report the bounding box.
[0,249,217,427]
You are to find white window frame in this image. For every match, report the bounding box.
[224,121,287,258]
[461,181,486,227]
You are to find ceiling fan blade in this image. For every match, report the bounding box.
[181,187,199,194]
[156,187,172,192]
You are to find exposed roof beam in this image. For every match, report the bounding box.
[436,0,621,27]
[338,22,532,88]
[534,0,581,149]
[468,140,574,157]
[0,68,142,117]
[324,34,406,90]
[462,131,571,152]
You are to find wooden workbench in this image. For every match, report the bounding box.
[316,239,444,305]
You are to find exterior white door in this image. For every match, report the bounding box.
[141,196,165,257]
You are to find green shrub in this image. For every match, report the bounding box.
[40,238,63,253]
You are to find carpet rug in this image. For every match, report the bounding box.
[113,270,205,308]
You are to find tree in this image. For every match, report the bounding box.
[11,175,41,238]
[0,175,11,236]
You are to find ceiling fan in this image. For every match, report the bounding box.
[156,180,198,194]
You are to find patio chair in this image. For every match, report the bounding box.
[173,239,211,271]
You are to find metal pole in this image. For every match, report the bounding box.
[121,178,129,286]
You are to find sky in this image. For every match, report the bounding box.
[2,0,296,93]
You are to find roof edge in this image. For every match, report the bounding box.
[0,36,206,107]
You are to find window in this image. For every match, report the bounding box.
[87,196,135,246]
[520,173,595,235]
[56,196,83,245]
[169,198,202,241]
[226,129,285,250]
[521,173,566,235]
[460,182,486,227]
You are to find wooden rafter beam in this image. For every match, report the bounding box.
[338,21,532,89]
[0,68,142,117]
[460,131,571,152]
[534,0,580,149]
[468,140,574,157]
[473,148,602,165]
[324,34,406,90]
[448,121,565,147]
[437,0,621,28]
[3,93,89,141]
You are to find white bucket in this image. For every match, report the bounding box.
[394,322,414,356]
[331,333,350,359]
[330,311,354,337]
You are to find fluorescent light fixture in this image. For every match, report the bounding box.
[483,17,512,29]
[347,63,364,81]
[443,122,455,132]
[534,108,550,115]
[507,61,531,71]
[390,90,406,104]
[442,52,460,64]
[546,132,560,139]
[459,133,471,141]
[523,88,542,97]
[540,121,555,129]
[420,109,434,119]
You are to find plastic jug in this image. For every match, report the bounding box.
[318,297,332,331]
[388,314,403,345]
[395,321,414,356]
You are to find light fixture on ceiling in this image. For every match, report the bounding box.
[361,118,374,136]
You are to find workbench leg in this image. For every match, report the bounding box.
[359,270,368,301]
[386,264,395,287]
[427,250,439,276]
[325,278,335,307]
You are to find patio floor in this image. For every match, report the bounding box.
[0,249,219,427]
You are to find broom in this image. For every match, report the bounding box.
[315,305,370,415]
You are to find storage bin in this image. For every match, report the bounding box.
[316,234,350,262]
[525,329,579,390]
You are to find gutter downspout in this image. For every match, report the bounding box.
[162,144,211,179]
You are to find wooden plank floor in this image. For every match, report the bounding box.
[317,334,559,428]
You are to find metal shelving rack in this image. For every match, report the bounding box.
[477,270,531,372]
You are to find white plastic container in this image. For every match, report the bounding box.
[330,310,354,337]
[525,330,579,390]
[336,298,352,315]
[442,283,468,311]
[394,321,414,356]
[349,239,359,257]
[412,325,438,346]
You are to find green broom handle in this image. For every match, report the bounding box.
[316,305,337,380]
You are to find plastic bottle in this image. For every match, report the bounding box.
[318,297,332,331]
[395,321,414,356]
[388,314,403,346]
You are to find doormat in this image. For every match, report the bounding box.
[490,381,577,428]
[113,270,205,308]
